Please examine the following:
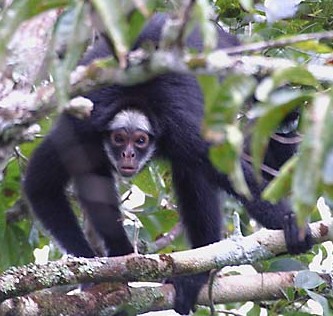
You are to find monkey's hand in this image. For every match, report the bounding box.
[166,272,208,315]
[283,213,313,254]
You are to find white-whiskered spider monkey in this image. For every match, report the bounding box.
[24,13,312,315]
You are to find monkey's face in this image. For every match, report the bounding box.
[104,128,155,177]
[104,109,156,177]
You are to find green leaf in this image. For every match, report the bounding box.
[262,155,297,203]
[268,258,307,272]
[255,77,274,102]
[0,224,33,271]
[209,125,242,173]
[239,0,254,12]
[138,210,179,245]
[292,93,331,221]
[194,0,218,51]
[206,75,256,126]
[193,307,210,316]
[132,166,158,197]
[255,67,318,103]
[294,41,332,54]
[51,3,90,108]
[216,0,242,17]
[273,67,319,88]
[247,303,261,316]
[285,287,296,301]
[251,91,311,178]
[306,290,330,316]
[0,159,21,239]
[198,75,220,114]
[294,270,325,289]
[127,10,146,45]
[91,0,130,65]
[210,125,250,197]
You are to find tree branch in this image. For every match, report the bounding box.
[140,222,183,254]
[1,270,330,315]
[0,219,331,303]
[223,30,333,55]
[1,48,333,149]
[1,25,333,166]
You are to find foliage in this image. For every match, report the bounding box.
[0,0,333,315]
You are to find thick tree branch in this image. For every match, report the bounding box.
[0,219,331,304]
[1,271,331,315]
[1,26,333,168]
[1,49,333,149]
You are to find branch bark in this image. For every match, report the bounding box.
[0,219,331,312]
[0,270,330,315]
[223,30,333,55]
[2,49,333,154]
[1,24,333,168]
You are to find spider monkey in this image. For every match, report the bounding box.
[24,13,312,315]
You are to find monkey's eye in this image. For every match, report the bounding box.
[111,131,127,146]
[134,132,149,148]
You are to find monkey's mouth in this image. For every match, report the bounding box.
[119,166,137,177]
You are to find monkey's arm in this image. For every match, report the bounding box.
[24,143,95,257]
[75,171,134,257]
[24,118,95,257]
[167,161,221,315]
[218,159,312,254]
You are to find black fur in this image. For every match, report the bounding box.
[24,13,312,315]
[262,111,301,180]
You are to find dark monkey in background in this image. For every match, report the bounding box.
[24,13,312,314]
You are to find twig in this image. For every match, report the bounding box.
[224,30,333,55]
[242,152,279,178]
[175,0,196,48]
[148,222,183,253]
[270,133,302,145]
